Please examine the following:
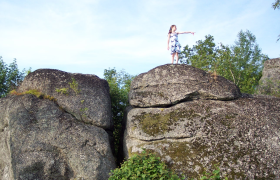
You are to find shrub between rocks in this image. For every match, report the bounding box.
[108,150,226,180]
[109,150,184,180]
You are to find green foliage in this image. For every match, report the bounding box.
[272,0,280,10]
[179,30,269,94]
[26,67,32,75]
[69,77,80,95]
[10,89,57,102]
[109,150,184,180]
[199,165,228,180]
[80,107,89,119]
[55,87,69,95]
[0,57,25,97]
[272,0,280,41]
[104,68,135,164]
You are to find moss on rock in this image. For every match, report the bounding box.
[134,109,200,136]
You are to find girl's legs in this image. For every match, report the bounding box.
[175,52,179,64]
[171,53,175,64]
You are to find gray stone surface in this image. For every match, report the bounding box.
[129,64,241,107]
[18,69,112,129]
[258,58,280,95]
[124,96,280,179]
[0,94,116,180]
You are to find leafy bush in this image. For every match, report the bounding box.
[0,57,26,97]
[109,150,184,180]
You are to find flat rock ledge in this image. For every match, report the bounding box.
[129,64,241,107]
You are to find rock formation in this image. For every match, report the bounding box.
[0,69,116,180]
[124,64,280,179]
[258,58,280,96]
[18,69,112,129]
[129,64,241,107]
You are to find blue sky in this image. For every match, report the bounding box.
[0,0,279,78]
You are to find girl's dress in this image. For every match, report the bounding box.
[170,33,181,55]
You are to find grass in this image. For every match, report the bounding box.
[9,89,57,102]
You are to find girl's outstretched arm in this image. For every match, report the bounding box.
[167,33,171,50]
[177,31,195,35]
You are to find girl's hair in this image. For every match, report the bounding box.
[168,25,176,34]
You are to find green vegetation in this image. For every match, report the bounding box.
[109,150,184,180]
[55,87,69,95]
[104,68,135,164]
[272,0,280,41]
[10,89,57,102]
[0,57,26,97]
[199,165,227,180]
[69,77,80,95]
[273,0,280,9]
[135,109,200,136]
[179,30,269,94]
[80,107,89,119]
[109,149,228,180]
[25,67,32,75]
[55,77,80,95]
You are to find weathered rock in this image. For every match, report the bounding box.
[129,64,241,107]
[18,69,112,129]
[258,58,280,95]
[124,95,280,179]
[0,94,116,180]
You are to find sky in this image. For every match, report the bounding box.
[0,0,279,78]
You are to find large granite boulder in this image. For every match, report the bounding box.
[0,94,116,180]
[258,58,280,96]
[18,69,112,129]
[124,95,280,179]
[129,64,241,107]
[124,64,280,179]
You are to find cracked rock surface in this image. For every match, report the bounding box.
[0,94,115,180]
[124,64,280,179]
[129,64,241,107]
[18,69,112,129]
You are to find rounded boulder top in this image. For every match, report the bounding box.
[129,64,241,107]
[17,69,113,129]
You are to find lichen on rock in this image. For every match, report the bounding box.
[129,64,241,107]
[124,64,280,179]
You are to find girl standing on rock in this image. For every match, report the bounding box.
[167,25,195,64]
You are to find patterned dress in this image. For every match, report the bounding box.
[170,33,181,55]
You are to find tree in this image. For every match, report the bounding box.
[272,0,280,41]
[230,30,269,93]
[0,56,25,97]
[272,0,280,9]
[103,68,135,164]
[179,30,269,94]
